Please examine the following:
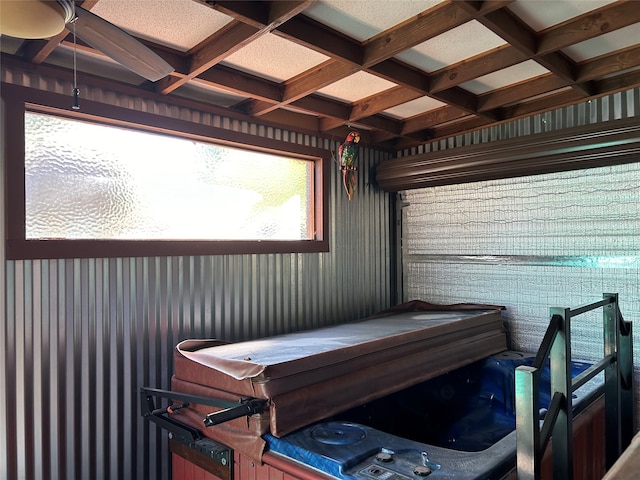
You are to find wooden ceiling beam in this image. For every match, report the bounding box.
[391,43,640,143]
[467,4,592,97]
[320,86,424,131]
[157,1,312,95]
[319,113,404,136]
[428,45,527,94]
[189,22,260,75]
[398,67,640,148]
[361,1,480,67]
[479,45,640,113]
[537,0,640,55]
[477,74,569,112]
[243,60,360,116]
[17,35,67,64]
[197,64,282,102]
[365,59,430,93]
[194,62,417,142]
[203,0,315,30]
[291,95,351,120]
[156,21,262,95]
[378,0,640,112]
[283,60,359,104]
[371,106,469,144]
[348,86,424,122]
[463,3,536,54]
[270,1,511,127]
[273,14,363,65]
[419,1,640,96]
[576,44,640,82]
[591,67,640,95]
[6,0,640,151]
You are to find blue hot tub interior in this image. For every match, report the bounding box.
[264,351,600,480]
[323,350,592,452]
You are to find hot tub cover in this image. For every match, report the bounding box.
[170,301,507,461]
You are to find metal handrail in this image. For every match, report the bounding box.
[515,293,634,480]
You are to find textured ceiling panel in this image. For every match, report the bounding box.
[461,60,551,94]
[395,21,507,72]
[91,0,232,52]
[384,96,447,119]
[563,24,640,61]
[222,33,329,82]
[507,0,617,31]
[317,71,398,102]
[304,0,444,40]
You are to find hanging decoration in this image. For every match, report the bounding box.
[336,130,360,200]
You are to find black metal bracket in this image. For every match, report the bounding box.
[140,387,202,442]
[203,398,267,427]
[140,386,239,480]
[140,386,267,432]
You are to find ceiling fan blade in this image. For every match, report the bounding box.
[73,6,174,82]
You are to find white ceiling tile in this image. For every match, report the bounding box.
[563,24,640,62]
[384,96,446,119]
[508,0,617,31]
[460,60,550,94]
[221,34,329,82]
[304,0,444,41]
[395,20,507,72]
[316,71,397,102]
[91,0,232,52]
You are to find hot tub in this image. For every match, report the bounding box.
[159,304,605,480]
[262,351,604,480]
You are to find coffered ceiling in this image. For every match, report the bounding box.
[2,0,639,150]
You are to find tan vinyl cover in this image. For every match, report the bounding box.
[170,302,507,461]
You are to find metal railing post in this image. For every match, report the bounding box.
[516,366,540,480]
[516,294,632,480]
[619,312,634,450]
[603,293,621,468]
[549,307,573,480]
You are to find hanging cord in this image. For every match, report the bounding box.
[71,14,80,110]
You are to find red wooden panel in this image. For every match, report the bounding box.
[173,453,225,480]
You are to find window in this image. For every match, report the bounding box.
[4,84,329,259]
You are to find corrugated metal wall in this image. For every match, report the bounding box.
[400,87,640,426]
[0,67,394,480]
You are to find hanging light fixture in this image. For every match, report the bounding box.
[71,9,80,110]
[0,0,75,39]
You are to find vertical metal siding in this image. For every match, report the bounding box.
[1,67,393,480]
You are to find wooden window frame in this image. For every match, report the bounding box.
[3,83,330,259]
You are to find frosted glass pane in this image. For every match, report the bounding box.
[24,112,313,240]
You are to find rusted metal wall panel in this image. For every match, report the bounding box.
[0,67,393,480]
